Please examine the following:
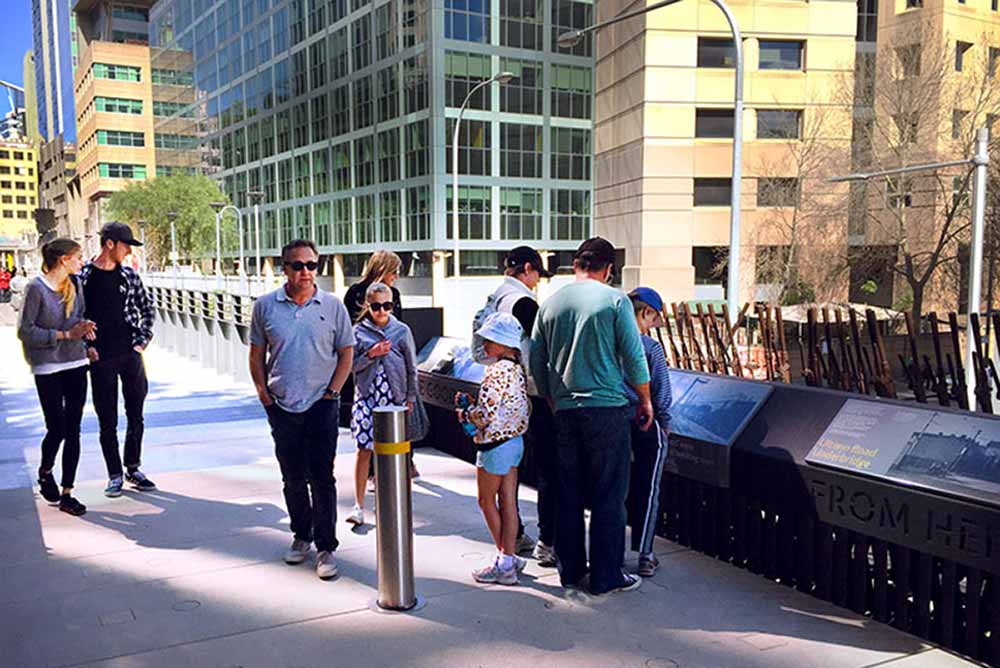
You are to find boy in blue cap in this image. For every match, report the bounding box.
[625,287,673,577]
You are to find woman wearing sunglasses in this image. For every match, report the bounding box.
[346,282,418,526]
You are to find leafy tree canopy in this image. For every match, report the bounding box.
[104,175,237,268]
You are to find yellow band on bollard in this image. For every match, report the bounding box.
[375,440,411,455]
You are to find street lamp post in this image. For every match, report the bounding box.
[137,220,147,273]
[452,71,514,279]
[247,190,265,290]
[558,0,745,322]
[829,127,990,410]
[210,202,246,292]
[166,211,179,279]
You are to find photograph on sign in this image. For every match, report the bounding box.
[667,371,774,447]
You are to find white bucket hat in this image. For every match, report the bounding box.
[475,312,524,349]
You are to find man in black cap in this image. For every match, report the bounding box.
[529,236,653,595]
[80,222,157,497]
[472,245,555,560]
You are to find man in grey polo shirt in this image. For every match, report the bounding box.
[249,239,355,580]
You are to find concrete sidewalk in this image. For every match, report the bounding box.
[0,325,972,668]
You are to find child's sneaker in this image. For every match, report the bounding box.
[346,505,364,526]
[514,555,527,573]
[472,561,518,585]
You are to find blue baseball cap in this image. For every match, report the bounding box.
[628,287,665,327]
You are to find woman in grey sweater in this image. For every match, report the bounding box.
[17,239,96,516]
[346,282,418,526]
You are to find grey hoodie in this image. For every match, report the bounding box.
[352,315,418,405]
[17,276,88,371]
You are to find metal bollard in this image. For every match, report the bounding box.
[373,405,416,611]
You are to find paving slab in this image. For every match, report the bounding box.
[0,327,974,668]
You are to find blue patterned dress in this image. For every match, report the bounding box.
[351,364,394,450]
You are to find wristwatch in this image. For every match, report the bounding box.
[323,388,340,400]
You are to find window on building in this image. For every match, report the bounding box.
[308,0,327,35]
[501,188,542,239]
[93,63,142,81]
[97,130,145,147]
[757,109,802,139]
[312,94,330,142]
[16,210,27,219]
[95,96,143,114]
[355,136,376,187]
[697,37,736,68]
[332,142,352,191]
[405,120,429,177]
[315,201,332,247]
[501,0,542,50]
[353,15,373,70]
[551,0,593,57]
[551,127,591,180]
[331,85,350,137]
[956,41,973,71]
[381,190,402,242]
[279,208,294,245]
[379,128,400,182]
[501,59,543,115]
[445,0,490,43]
[551,189,590,240]
[98,163,147,179]
[274,58,292,105]
[551,64,591,119]
[310,39,327,90]
[262,163,277,203]
[446,185,491,239]
[291,49,307,97]
[333,197,351,245]
[293,102,309,148]
[376,2,398,60]
[278,159,294,200]
[377,66,400,123]
[15,196,26,204]
[501,123,543,177]
[153,100,191,117]
[295,154,311,198]
[759,40,804,70]
[407,185,431,240]
[886,176,912,208]
[446,51,491,110]
[260,116,276,157]
[990,47,1000,77]
[313,148,330,195]
[696,109,734,138]
[354,76,374,130]
[952,109,968,139]
[694,178,732,206]
[404,55,429,113]
[402,0,428,48]
[446,119,492,175]
[290,0,306,45]
[905,0,922,7]
[757,178,799,207]
[356,193,377,244]
[330,28,349,80]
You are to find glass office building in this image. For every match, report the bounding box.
[32,0,78,141]
[148,0,593,282]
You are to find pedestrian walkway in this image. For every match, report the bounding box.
[0,321,974,668]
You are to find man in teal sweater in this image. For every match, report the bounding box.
[530,237,654,594]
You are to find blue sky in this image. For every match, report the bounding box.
[0,2,34,91]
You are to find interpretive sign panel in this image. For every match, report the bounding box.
[665,371,774,487]
[806,398,1000,505]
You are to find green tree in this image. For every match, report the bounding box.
[104,175,237,269]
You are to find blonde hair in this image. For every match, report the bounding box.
[357,281,393,324]
[41,238,81,318]
[362,251,402,285]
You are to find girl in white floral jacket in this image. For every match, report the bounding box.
[455,312,531,585]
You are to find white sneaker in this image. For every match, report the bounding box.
[346,505,364,526]
[316,551,338,579]
[284,538,311,564]
[532,541,557,567]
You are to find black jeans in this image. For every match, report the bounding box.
[524,396,557,545]
[553,406,631,594]
[90,350,148,478]
[267,398,340,552]
[34,366,88,489]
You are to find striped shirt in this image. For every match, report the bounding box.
[624,334,672,430]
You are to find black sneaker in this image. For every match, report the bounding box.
[38,469,60,503]
[125,470,157,491]
[59,495,87,516]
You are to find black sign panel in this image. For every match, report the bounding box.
[666,371,774,487]
[807,398,1000,506]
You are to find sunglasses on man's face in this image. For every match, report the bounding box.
[286,260,318,272]
[370,301,394,312]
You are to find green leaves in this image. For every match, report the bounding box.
[104,175,236,268]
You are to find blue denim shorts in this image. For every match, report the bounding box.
[476,435,524,475]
